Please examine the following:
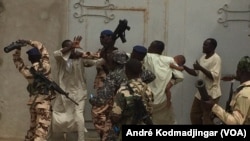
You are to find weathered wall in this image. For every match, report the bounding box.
[0,0,68,139]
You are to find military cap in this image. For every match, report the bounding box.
[132,45,147,55]
[26,48,41,56]
[100,29,113,36]
[112,50,129,64]
[237,56,250,72]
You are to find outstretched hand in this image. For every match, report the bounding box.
[193,60,202,70]
[72,36,82,48]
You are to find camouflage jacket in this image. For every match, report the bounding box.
[110,78,154,125]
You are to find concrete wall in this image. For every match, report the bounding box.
[0,0,68,139]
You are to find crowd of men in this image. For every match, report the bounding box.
[7,28,250,141]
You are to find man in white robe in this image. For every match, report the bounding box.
[143,40,184,125]
[49,36,102,141]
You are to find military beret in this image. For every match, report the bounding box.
[132,45,147,55]
[100,30,113,36]
[26,48,41,56]
[237,56,250,72]
[112,50,129,64]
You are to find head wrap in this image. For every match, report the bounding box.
[112,50,129,64]
[26,48,41,56]
[132,45,147,55]
[100,30,113,36]
[237,56,250,72]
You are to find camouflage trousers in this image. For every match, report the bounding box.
[91,100,113,141]
[25,98,52,141]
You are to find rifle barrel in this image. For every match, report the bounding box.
[66,96,79,106]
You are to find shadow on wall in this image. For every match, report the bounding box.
[0,0,5,13]
[0,0,4,67]
[0,100,4,121]
[0,0,5,111]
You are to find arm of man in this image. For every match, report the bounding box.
[172,69,184,85]
[82,58,105,67]
[29,40,51,75]
[183,65,197,76]
[207,88,250,125]
[170,63,184,71]
[212,97,249,125]
[193,60,214,80]
[12,48,29,76]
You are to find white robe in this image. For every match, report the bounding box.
[143,53,184,104]
[143,53,184,124]
[51,49,98,141]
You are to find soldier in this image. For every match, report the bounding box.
[12,39,55,141]
[129,45,156,84]
[203,56,250,124]
[93,30,118,91]
[90,49,129,141]
[110,58,154,141]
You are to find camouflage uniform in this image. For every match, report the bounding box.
[212,56,250,124]
[93,47,118,91]
[13,41,55,141]
[110,78,154,140]
[140,68,156,84]
[90,50,128,141]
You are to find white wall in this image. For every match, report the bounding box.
[167,0,250,124]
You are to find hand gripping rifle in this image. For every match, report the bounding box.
[30,67,79,105]
[112,19,130,43]
[195,79,222,125]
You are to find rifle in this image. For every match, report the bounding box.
[195,79,223,125]
[225,80,234,112]
[195,79,210,101]
[127,84,153,125]
[30,67,79,105]
[112,19,130,43]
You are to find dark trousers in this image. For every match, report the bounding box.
[190,97,220,125]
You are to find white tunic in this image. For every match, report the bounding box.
[51,49,97,140]
[143,53,184,104]
[195,53,222,100]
